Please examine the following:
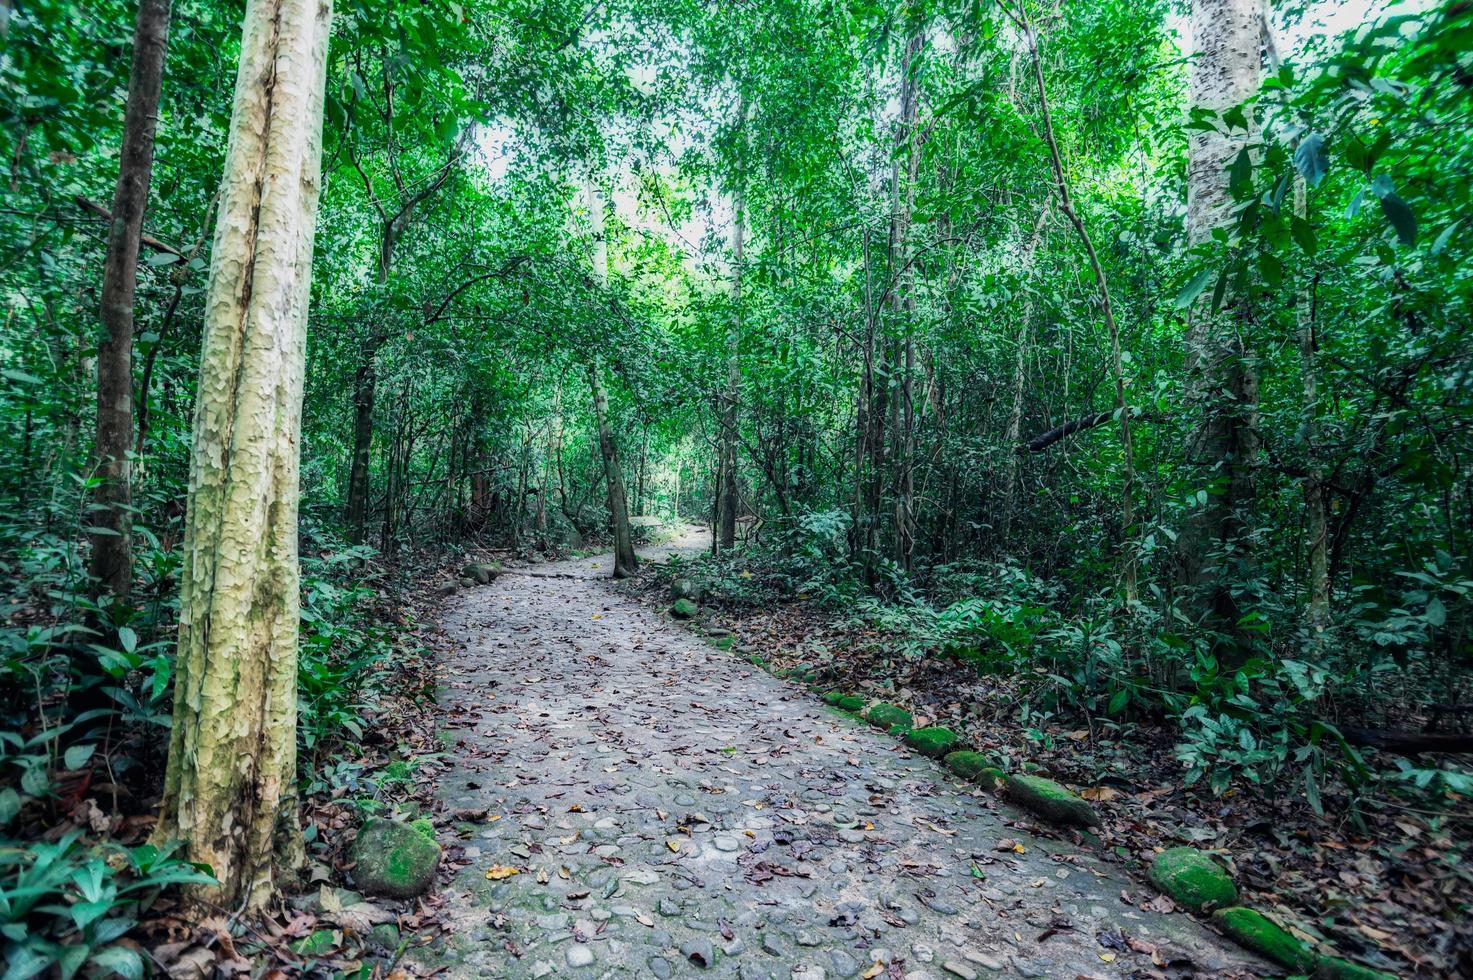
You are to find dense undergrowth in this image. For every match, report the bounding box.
[641,517,1473,974]
[0,486,442,977]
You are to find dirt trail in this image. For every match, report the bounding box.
[421,530,1264,978]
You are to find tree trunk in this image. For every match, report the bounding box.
[889,28,923,574]
[590,358,637,577]
[717,101,746,553]
[90,0,172,603]
[1181,0,1262,627]
[154,0,332,911]
[999,205,1050,538]
[345,348,377,541]
[1021,12,1138,602]
[1294,171,1330,647]
[584,173,638,577]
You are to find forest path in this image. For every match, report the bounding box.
[422,533,1265,979]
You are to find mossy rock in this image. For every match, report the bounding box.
[709,636,735,650]
[904,726,958,758]
[821,691,846,706]
[461,562,498,584]
[1314,955,1399,980]
[352,817,442,899]
[671,578,704,601]
[1212,907,1317,972]
[410,817,436,841]
[669,598,699,619]
[943,751,995,781]
[1148,847,1238,913]
[370,922,402,949]
[291,929,338,956]
[1005,774,1099,828]
[833,694,864,713]
[866,703,913,732]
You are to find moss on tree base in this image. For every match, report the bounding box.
[1148,847,1238,912]
[1005,774,1099,827]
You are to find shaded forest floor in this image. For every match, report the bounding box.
[620,556,1473,978]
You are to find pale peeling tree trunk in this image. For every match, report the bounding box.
[1181,0,1261,626]
[90,0,172,603]
[584,175,637,577]
[155,0,331,911]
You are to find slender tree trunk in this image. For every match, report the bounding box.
[1021,13,1138,601]
[345,343,378,541]
[90,0,172,602]
[584,173,637,577]
[590,358,637,577]
[1181,0,1262,627]
[1294,172,1330,647]
[154,0,331,911]
[717,102,746,552]
[1000,205,1051,538]
[889,29,923,574]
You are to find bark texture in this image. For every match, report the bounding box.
[717,99,747,553]
[584,175,638,577]
[1181,0,1262,625]
[155,0,332,910]
[90,0,172,602]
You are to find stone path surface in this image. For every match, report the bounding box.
[423,530,1266,978]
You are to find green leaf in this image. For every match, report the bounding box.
[1173,268,1213,310]
[1378,192,1417,246]
[1228,148,1253,200]
[1293,134,1328,188]
[144,251,180,267]
[1107,688,1130,715]
[1290,215,1317,256]
[118,626,137,654]
[1303,764,1323,817]
[1430,218,1462,256]
[3,368,43,384]
[64,744,95,770]
[1258,250,1283,287]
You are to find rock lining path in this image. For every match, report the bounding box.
[422,531,1265,978]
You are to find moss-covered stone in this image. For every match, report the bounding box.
[904,726,959,758]
[709,636,734,650]
[352,817,442,899]
[461,562,498,584]
[1148,847,1238,913]
[833,694,864,713]
[1314,956,1399,980]
[669,598,699,619]
[975,766,1007,791]
[943,751,994,781]
[370,922,402,949]
[291,929,338,956]
[821,691,845,705]
[866,703,913,732]
[671,578,704,601]
[410,817,437,842]
[1212,907,1317,972]
[1005,774,1099,828]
